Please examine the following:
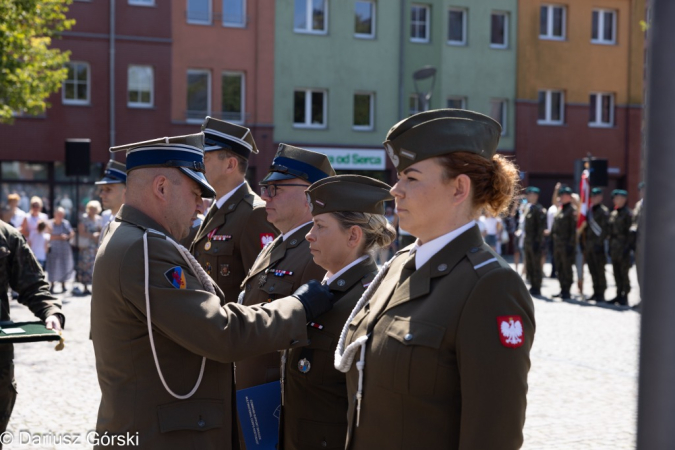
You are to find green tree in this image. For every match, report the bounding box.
[0,0,75,124]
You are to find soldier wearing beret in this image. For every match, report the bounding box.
[96,159,127,237]
[551,186,577,300]
[236,145,335,390]
[523,186,547,296]
[335,109,535,449]
[583,188,610,302]
[190,117,277,304]
[280,175,396,450]
[91,134,334,449]
[608,189,632,306]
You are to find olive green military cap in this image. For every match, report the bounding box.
[559,186,573,195]
[612,189,628,197]
[382,108,502,172]
[306,175,393,216]
[525,186,540,194]
[201,116,258,159]
[261,144,336,184]
[591,187,603,196]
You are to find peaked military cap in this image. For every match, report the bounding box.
[260,144,336,185]
[95,159,127,185]
[382,108,502,172]
[306,175,393,216]
[558,186,573,195]
[612,189,628,197]
[591,187,603,196]
[524,186,540,194]
[201,116,258,159]
[110,133,216,198]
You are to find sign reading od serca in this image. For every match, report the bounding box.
[307,148,386,171]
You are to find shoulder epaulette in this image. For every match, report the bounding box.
[466,246,500,276]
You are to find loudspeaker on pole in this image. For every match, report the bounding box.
[65,139,91,177]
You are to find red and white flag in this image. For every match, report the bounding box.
[577,169,591,229]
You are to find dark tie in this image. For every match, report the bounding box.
[398,252,417,286]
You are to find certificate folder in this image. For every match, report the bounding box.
[0,321,61,343]
[236,381,281,450]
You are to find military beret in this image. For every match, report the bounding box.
[558,186,573,195]
[261,144,336,185]
[591,187,603,196]
[305,175,393,216]
[201,116,258,159]
[524,186,540,194]
[110,133,216,198]
[612,189,628,197]
[95,159,126,185]
[382,108,502,172]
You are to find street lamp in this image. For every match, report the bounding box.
[413,66,437,112]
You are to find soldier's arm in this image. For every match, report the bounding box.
[240,206,278,273]
[537,208,547,243]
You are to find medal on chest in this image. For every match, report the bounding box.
[298,358,311,373]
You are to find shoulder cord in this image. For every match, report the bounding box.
[143,228,217,399]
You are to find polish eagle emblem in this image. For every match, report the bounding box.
[497,316,524,348]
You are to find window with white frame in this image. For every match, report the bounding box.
[186,70,211,122]
[540,5,565,40]
[589,93,614,127]
[294,0,327,34]
[127,65,153,108]
[187,0,211,24]
[537,90,564,125]
[129,0,154,5]
[447,96,466,109]
[222,72,244,123]
[410,4,430,43]
[223,0,245,27]
[490,11,508,48]
[294,89,327,128]
[353,92,374,130]
[490,99,508,135]
[63,62,90,105]
[354,1,375,38]
[592,9,616,44]
[447,8,466,45]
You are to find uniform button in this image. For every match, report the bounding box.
[229,204,235,210]
[337,279,346,287]
[290,239,298,245]
[437,264,448,271]
[269,286,275,291]
[198,419,206,428]
[404,333,413,341]
[470,247,479,253]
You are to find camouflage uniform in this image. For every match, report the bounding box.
[0,220,64,441]
[524,202,547,293]
[583,204,610,300]
[552,202,577,297]
[609,206,633,304]
[630,198,643,287]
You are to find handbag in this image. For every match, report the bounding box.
[500,229,510,244]
[70,234,92,249]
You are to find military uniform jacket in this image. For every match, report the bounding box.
[524,203,547,246]
[281,257,378,450]
[91,205,309,450]
[0,220,63,361]
[609,206,632,250]
[191,183,277,304]
[552,203,577,248]
[584,204,610,246]
[236,222,326,389]
[343,225,535,450]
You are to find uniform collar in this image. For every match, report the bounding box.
[215,181,246,209]
[282,221,313,242]
[411,220,476,270]
[323,254,370,286]
[117,204,171,238]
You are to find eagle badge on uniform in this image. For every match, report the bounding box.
[164,266,186,289]
[260,233,275,248]
[298,358,311,373]
[220,264,230,277]
[497,316,524,348]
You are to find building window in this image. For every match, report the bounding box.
[223,0,245,27]
[447,8,466,45]
[592,9,616,44]
[447,96,466,109]
[294,89,327,128]
[538,90,564,125]
[221,72,244,123]
[187,70,211,123]
[540,5,565,40]
[410,4,430,43]
[187,0,211,24]
[354,1,375,38]
[353,92,374,130]
[490,11,508,48]
[294,0,327,34]
[127,65,153,108]
[409,94,426,115]
[62,62,90,105]
[490,99,507,135]
[128,0,154,5]
[589,93,614,127]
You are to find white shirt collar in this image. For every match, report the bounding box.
[282,221,313,241]
[215,181,246,210]
[322,254,370,285]
[411,220,476,270]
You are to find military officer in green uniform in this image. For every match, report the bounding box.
[583,187,610,302]
[552,186,577,300]
[608,189,632,306]
[0,220,64,447]
[335,109,535,449]
[190,117,278,304]
[236,145,335,390]
[523,186,547,296]
[280,175,395,450]
[91,134,334,449]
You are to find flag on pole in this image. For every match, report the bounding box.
[577,169,591,229]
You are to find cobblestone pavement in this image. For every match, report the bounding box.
[3,262,641,449]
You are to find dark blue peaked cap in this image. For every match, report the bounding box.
[95,159,127,185]
[109,133,216,198]
[260,144,336,184]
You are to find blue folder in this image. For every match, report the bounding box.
[236,381,281,450]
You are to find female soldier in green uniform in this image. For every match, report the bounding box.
[335,109,536,450]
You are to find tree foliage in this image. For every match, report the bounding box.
[0,0,75,124]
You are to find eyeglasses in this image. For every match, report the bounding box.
[260,184,308,198]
